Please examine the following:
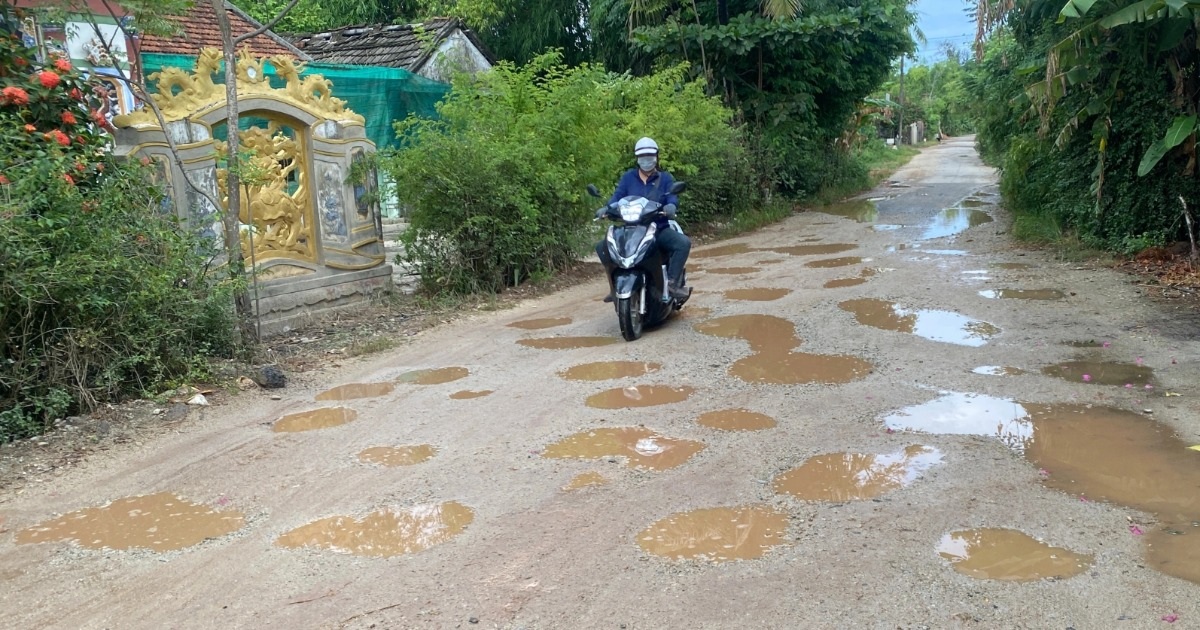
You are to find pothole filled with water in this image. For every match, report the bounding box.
[772,445,943,501]
[517,337,620,350]
[972,366,1026,377]
[274,407,357,433]
[706,267,762,275]
[936,528,1092,581]
[692,243,754,259]
[637,505,790,561]
[397,367,470,385]
[921,208,993,240]
[1041,360,1154,386]
[559,361,662,381]
[696,409,777,431]
[825,277,868,289]
[767,244,858,257]
[724,288,792,301]
[585,385,695,409]
[994,262,1034,270]
[839,298,1000,346]
[542,427,705,470]
[450,390,494,399]
[695,315,873,385]
[881,392,1032,451]
[16,492,245,551]
[805,257,863,269]
[563,471,609,491]
[813,199,878,222]
[358,445,437,467]
[276,501,473,558]
[508,317,572,330]
[979,289,1065,300]
[315,382,395,401]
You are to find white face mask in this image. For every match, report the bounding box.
[637,156,657,172]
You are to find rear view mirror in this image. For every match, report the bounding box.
[586,184,601,198]
[670,181,687,194]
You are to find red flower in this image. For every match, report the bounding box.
[23,124,35,133]
[75,135,86,145]
[140,156,152,166]
[61,111,77,125]
[0,174,9,186]
[69,88,82,101]
[2,86,29,106]
[74,162,85,173]
[38,71,61,89]
[14,58,26,67]
[54,58,72,73]
[62,174,74,186]
[90,109,106,126]
[44,130,70,146]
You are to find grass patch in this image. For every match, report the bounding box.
[1011,212,1115,263]
[346,336,399,357]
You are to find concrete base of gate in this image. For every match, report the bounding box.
[252,264,394,337]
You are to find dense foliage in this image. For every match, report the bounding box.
[874,47,976,139]
[970,0,1200,252]
[383,53,759,294]
[0,19,235,441]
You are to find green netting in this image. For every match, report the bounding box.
[141,53,448,149]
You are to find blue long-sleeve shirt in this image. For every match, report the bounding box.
[608,169,678,225]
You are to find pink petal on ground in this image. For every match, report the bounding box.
[1136,357,1145,365]
[1145,384,1154,390]
[1038,468,1050,476]
[1162,614,1179,623]
[1082,374,1092,382]
[1102,341,1111,348]
[1130,524,1144,536]
[1080,495,1089,502]
[1126,383,1134,389]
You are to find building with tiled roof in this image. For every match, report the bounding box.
[292,18,492,82]
[138,1,310,60]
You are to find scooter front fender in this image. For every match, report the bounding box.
[613,271,643,299]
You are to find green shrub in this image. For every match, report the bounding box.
[383,52,760,295]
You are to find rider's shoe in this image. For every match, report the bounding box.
[603,292,615,303]
[668,283,690,301]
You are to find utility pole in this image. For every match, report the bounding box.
[897,55,905,145]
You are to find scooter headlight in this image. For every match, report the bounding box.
[618,198,647,222]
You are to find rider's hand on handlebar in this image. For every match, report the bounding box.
[663,203,677,219]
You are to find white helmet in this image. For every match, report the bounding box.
[633,137,659,157]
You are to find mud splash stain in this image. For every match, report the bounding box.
[696,409,777,431]
[542,427,705,470]
[772,445,943,501]
[274,407,357,433]
[805,257,863,269]
[692,243,754,259]
[839,298,1000,346]
[559,361,662,381]
[315,382,395,401]
[517,337,620,350]
[706,267,762,275]
[508,317,572,330]
[936,528,1092,581]
[16,492,245,551]
[637,505,790,561]
[696,315,873,385]
[586,385,695,409]
[724,288,792,301]
[921,208,993,240]
[563,471,609,491]
[679,306,712,320]
[995,262,1034,270]
[450,390,494,399]
[813,199,878,223]
[358,445,437,467]
[767,243,858,257]
[979,289,1065,300]
[882,392,1032,451]
[276,502,473,558]
[397,367,470,385]
[972,366,1026,376]
[1041,361,1154,386]
[825,277,868,289]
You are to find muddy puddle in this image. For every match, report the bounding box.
[315,382,395,401]
[585,385,695,409]
[508,317,572,330]
[16,492,245,551]
[994,262,1034,270]
[542,427,705,470]
[637,505,790,561]
[692,243,754,259]
[812,199,878,223]
[449,390,494,399]
[767,244,858,257]
[872,224,904,231]
[273,407,357,433]
[559,361,662,381]
[517,337,620,350]
[563,471,609,491]
[724,288,792,301]
[979,289,1065,300]
[696,315,873,385]
[839,298,1000,346]
[706,266,762,275]
[755,259,786,265]
[972,366,1026,376]
[772,445,943,501]
[276,501,473,558]
[922,249,969,256]
[825,277,868,288]
[1041,360,1154,386]
[397,367,470,385]
[960,198,988,208]
[696,409,777,431]
[358,445,437,467]
[881,392,1032,451]
[805,257,863,269]
[921,208,993,240]
[936,528,1092,581]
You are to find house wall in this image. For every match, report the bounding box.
[416,30,491,83]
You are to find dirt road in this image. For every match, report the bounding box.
[5,136,1200,629]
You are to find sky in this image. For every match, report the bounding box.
[911,0,976,63]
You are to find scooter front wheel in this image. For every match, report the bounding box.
[617,293,644,342]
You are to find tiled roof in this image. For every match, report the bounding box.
[138,1,309,59]
[292,18,492,71]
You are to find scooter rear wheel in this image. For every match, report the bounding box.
[617,293,644,342]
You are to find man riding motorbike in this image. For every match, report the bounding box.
[595,137,692,302]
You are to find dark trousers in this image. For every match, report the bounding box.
[595,225,691,284]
